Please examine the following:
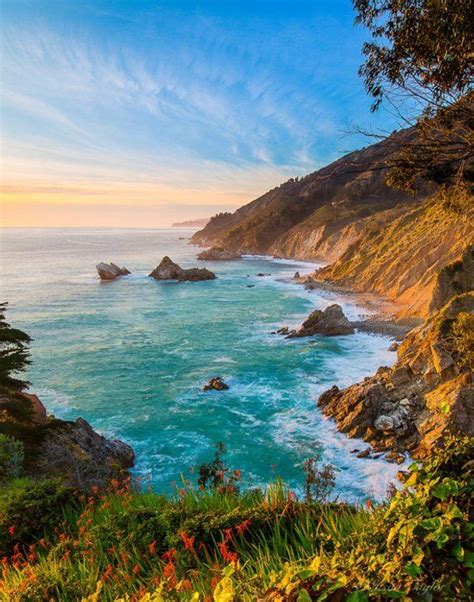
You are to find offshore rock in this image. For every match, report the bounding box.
[203,377,229,391]
[149,256,216,281]
[197,247,241,260]
[288,304,354,337]
[96,262,130,280]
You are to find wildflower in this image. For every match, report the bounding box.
[217,542,238,566]
[162,548,176,562]
[366,498,373,510]
[180,531,195,552]
[8,526,15,537]
[102,564,113,582]
[148,540,157,555]
[179,579,193,591]
[236,519,251,536]
[133,564,140,575]
[91,485,100,495]
[38,538,47,549]
[223,528,233,542]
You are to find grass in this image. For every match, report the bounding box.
[0,438,473,601]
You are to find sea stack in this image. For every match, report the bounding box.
[288,304,354,337]
[96,262,131,280]
[149,256,216,281]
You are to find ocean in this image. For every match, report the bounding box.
[0,228,403,500]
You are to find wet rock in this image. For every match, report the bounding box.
[203,377,229,391]
[294,271,300,279]
[149,256,216,281]
[388,342,399,352]
[288,304,354,337]
[385,451,405,465]
[96,262,131,281]
[276,326,289,335]
[197,247,241,260]
[256,273,271,277]
[357,448,371,458]
[247,284,255,288]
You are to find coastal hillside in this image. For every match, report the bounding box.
[191,128,433,260]
[192,131,472,318]
[310,192,474,318]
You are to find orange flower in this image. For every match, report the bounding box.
[133,564,140,575]
[236,519,251,536]
[148,540,157,555]
[102,564,113,582]
[180,531,195,552]
[8,527,15,537]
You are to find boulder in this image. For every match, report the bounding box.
[96,262,131,281]
[294,271,301,279]
[203,377,229,391]
[197,247,241,260]
[149,256,216,281]
[288,304,354,337]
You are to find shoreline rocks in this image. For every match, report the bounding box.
[96,262,131,281]
[317,293,474,459]
[288,304,354,338]
[149,256,216,281]
[197,247,241,260]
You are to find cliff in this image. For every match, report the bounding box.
[318,293,474,459]
[191,128,432,260]
[0,389,134,489]
[310,196,474,318]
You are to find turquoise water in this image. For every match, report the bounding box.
[0,228,401,500]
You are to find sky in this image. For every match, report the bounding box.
[0,0,399,227]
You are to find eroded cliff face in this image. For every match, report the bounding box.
[317,293,474,459]
[310,196,474,318]
[191,129,431,258]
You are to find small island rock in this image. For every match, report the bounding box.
[197,247,241,260]
[288,304,354,337]
[96,262,131,281]
[149,256,216,281]
[203,377,229,391]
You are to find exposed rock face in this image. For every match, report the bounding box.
[429,245,474,313]
[197,247,242,260]
[96,262,131,280]
[149,256,216,281]
[0,391,135,490]
[191,129,432,261]
[288,304,354,337]
[317,293,474,458]
[203,377,229,391]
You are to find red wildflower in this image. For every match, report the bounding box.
[179,579,193,591]
[366,499,373,510]
[217,541,238,566]
[180,531,195,552]
[223,528,233,542]
[102,564,113,582]
[236,519,251,536]
[8,527,15,537]
[162,548,176,562]
[148,540,157,555]
[133,564,140,575]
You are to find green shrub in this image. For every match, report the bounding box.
[0,478,79,555]
[0,434,24,481]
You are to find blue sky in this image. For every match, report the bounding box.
[1,0,399,226]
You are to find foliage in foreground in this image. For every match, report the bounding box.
[0,438,472,601]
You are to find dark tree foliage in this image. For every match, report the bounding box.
[353,0,474,191]
[0,303,32,391]
[354,0,473,111]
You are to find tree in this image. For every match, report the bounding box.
[0,303,32,391]
[353,0,474,191]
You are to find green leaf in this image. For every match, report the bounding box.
[452,542,464,561]
[297,590,312,602]
[463,551,474,568]
[298,569,316,580]
[405,562,424,577]
[421,517,443,531]
[445,504,463,520]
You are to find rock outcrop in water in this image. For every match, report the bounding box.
[203,377,229,391]
[288,304,354,338]
[317,293,474,458]
[149,256,216,281]
[96,262,131,280]
[197,247,242,260]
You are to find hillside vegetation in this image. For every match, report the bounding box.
[1,438,472,601]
